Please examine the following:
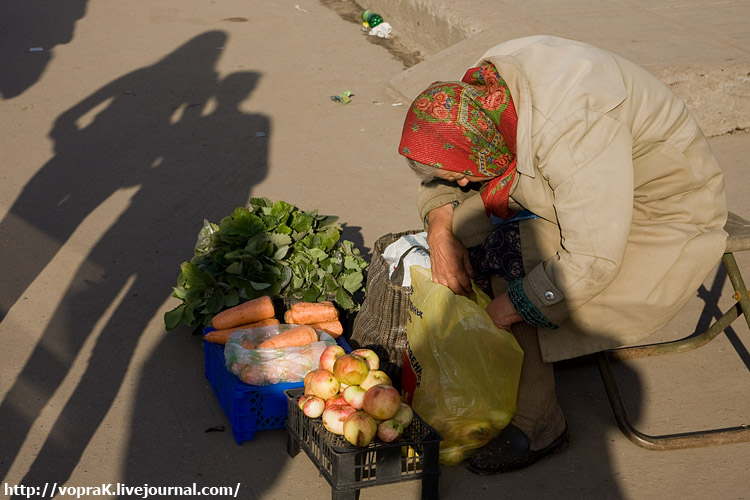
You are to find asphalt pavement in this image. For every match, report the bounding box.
[1,0,749,499]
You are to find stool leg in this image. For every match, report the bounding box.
[723,252,750,331]
[607,251,747,362]
[596,351,750,450]
[607,303,741,361]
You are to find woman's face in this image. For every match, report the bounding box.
[433,169,492,187]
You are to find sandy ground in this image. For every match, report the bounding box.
[1,1,749,499]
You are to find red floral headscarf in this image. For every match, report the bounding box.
[398,63,518,220]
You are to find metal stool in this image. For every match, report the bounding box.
[596,211,750,450]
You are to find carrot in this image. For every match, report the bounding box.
[284,310,295,324]
[288,301,338,325]
[248,317,281,328]
[212,296,275,330]
[257,325,318,349]
[311,320,343,338]
[204,325,248,345]
[203,318,281,345]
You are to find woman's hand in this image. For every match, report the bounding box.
[486,292,523,331]
[426,204,474,296]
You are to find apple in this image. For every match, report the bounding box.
[392,403,414,429]
[308,369,340,400]
[304,370,316,389]
[343,411,378,447]
[377,419,404,443]
[342,385,367,410]
[362,384,401,420]
[487,408,512,430]
[325,394,348,408]
[439,446,467,466]
[332,354,369,386]
[319,344,346,372]
[230,362,245,377]
[240,364,264,385]
[350,348,380,370]
[302,395,326,418]
[322,404,357,435]
[298,394,317,410]
[457,420,493,446]
[359,370,392,391]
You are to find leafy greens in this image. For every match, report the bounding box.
[164,197,368,330]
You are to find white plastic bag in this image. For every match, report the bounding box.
[382,231,430,287]
[224,324,335,385]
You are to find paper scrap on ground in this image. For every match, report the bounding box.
[369,22,392,38]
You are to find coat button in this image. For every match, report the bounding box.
[544,291,555,301]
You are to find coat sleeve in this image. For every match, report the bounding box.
[521,111,634,326]
[416,178,478,226]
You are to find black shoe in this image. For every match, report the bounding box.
[466,423,569,475]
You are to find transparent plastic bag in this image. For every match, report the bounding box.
[225,324,335,385]
[405,265,524,466]
[193,219,218,256]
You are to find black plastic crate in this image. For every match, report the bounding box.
[285,387,442,500]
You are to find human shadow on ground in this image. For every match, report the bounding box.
[0,30,271,490]
[0,0,88,98]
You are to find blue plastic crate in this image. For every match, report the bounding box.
[204,332,352,445]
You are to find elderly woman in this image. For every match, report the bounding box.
[398,35,727,474]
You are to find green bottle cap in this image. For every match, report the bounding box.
[367,14,383,27]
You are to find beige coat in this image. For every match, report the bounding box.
[416,36,727,362]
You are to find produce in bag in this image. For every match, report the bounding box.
[225,324,334,385]
[404,265,524,466]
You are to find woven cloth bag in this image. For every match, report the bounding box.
[350,229,426,387]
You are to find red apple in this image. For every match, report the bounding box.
[377,419,404,442]
[302,396,326,418]
[325,394,348,408]
[308,369,340,400]
[392,403,414,429]
[342,385,367,410]
[350,348,380,370]
[319,344,346,372]
[359,369,392,391]
[298,394,317,410]
[322,404,357,435]
[332,354,369,386]
[304,370,316,389]
[343,411,378,447]
[240,364,264,385]
[362,384,401,420]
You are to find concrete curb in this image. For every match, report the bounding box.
[361,0,750,136]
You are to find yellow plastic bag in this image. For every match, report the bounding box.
[405,265,524,466]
